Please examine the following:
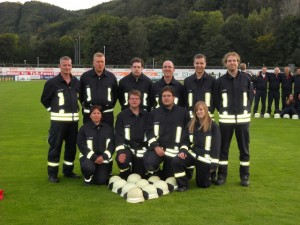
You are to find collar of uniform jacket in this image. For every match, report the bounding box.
[160,76,176,86]
[193,71,209,81]
[92,68,107,78]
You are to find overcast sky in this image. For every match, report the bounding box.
[0,0,111,11]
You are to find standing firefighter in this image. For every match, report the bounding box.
[41,56,81,183]
[214,52,253,187]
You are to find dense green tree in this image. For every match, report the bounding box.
[0,33,19,63]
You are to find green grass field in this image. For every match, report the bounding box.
[0,81,299,225]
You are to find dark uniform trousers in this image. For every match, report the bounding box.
[172,153,211,188]
[218,123,250,180]
[281,90,291,110]
[143,150,174,180]
[253,90,267,114]
[80,157,110,185]
[48,121,78,176]
[116,148,146,179]
[267,90,280,114]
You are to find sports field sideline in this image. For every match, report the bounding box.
[0,81,299,225]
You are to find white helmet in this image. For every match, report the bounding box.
[153,180,173,195]
[274,113,281,119]
[127,173,141,184]
[292,114,299,119]
[263,113,270,118]
[119,182,137,197]
[111,179,127,193]
[125,187,145,203]
[108,175,121,190]
[148,175,161,184]
[283,114,290,119]
[165,177,178,191]
[136,179,149,189]
[142,184,162,200]
[254,113,260,118]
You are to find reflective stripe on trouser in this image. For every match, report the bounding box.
[173,153,211,188]
[47,121,78,176]
[218,123,250,179]
[143,150,174,179]
[80,157,110,185]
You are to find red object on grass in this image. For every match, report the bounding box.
[0,189,4,200]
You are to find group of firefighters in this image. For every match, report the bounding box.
[41,51,261,191]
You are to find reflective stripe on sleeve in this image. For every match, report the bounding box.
[124,92,128,106]
[188,93,193,107]
[47,107,51,111]
[243,92,247,107]
[180,145,188,151]
[116,145,125,152]
[165,148,179,157]
[174,97,178,105]
[211,158,219,164]
[143,93,148,106]
[175,127,182,144]
[106,139,110,148]
[154,124,159,137]
[125,127,130,140]
[155,97,160,108]
[87,150,95,159]
[104,150,111,159]
[222,92,228,107]
[148,138,157,145]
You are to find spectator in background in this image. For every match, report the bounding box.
[293,67,300,99]
[267,67,281,116]
[240,63,255,105]
[281,66,293,110]
[280,94,298,118]
[77,105,115,185]
[80,52,118,127]
[118,57,153,112]
[41,56,81,183]
[253,66,269,117]
[151,60,184,109]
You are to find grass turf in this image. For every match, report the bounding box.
[0,81,299,225]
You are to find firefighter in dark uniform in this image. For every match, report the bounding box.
[214,52,253,187]
[143,86,190,180]
[267,67,281,115]
[293,67,300,99]
[281,66,293,110]
[150,60,184,109]
[115,90,149,179]
[77,105,115,185]
[118,57,153,112]
[183,54,216,119]
[41,56,81,183]
[253,66,269,117]
[173,101,221,191]
[79,52,118,127]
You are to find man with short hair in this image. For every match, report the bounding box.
[151,60,184,109]
[281,66,293,109]
[143,86,190,179]
[80,52,118,127]
[183,54,216,119]
[267,67,281,115]
[118,57,153,112]
[214,52,253,187]
[115,90,149,179]
[41,56,81,183]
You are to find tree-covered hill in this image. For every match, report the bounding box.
[0,0,299,66]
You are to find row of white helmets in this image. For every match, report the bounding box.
[108,174,178,203]
[254,113,299,119]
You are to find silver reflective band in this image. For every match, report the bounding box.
[211,158,219,164]
[106,139,110,148]
[130,148,147,158]
[87,150,95,159]
[47,161,59,167]
[219,161,228,165]
[155,97,160,108]
[143,93,148,106]
[116,145,125,152]
[180,145,188,151]
[205,136,212,151]
[50,112,79,121]
[165,148,179,157]
[222,92,228,107]
[124,92,128,106]
[174,97,178,105]
[188,93,193,107]
[87,140,93,151]
[103,108,113,113]
[58,92,65,106]
[83,108,90,113]
[107,87,112,102]
[243,92,247,107]
[47,107,51,111]
[174,171,186,178]
[125,127,130,140]
[240,161,250,166]
[148,138,156,145]
[188,150,211,164]
[104,150,111,159]
[86,87,91,102]
[63,161,73,166]
[84,176,93,182]
[205,93,211,107]
[154,124,159,137]
[175,127,182,143]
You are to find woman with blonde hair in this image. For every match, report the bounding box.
[172,101,221,191]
